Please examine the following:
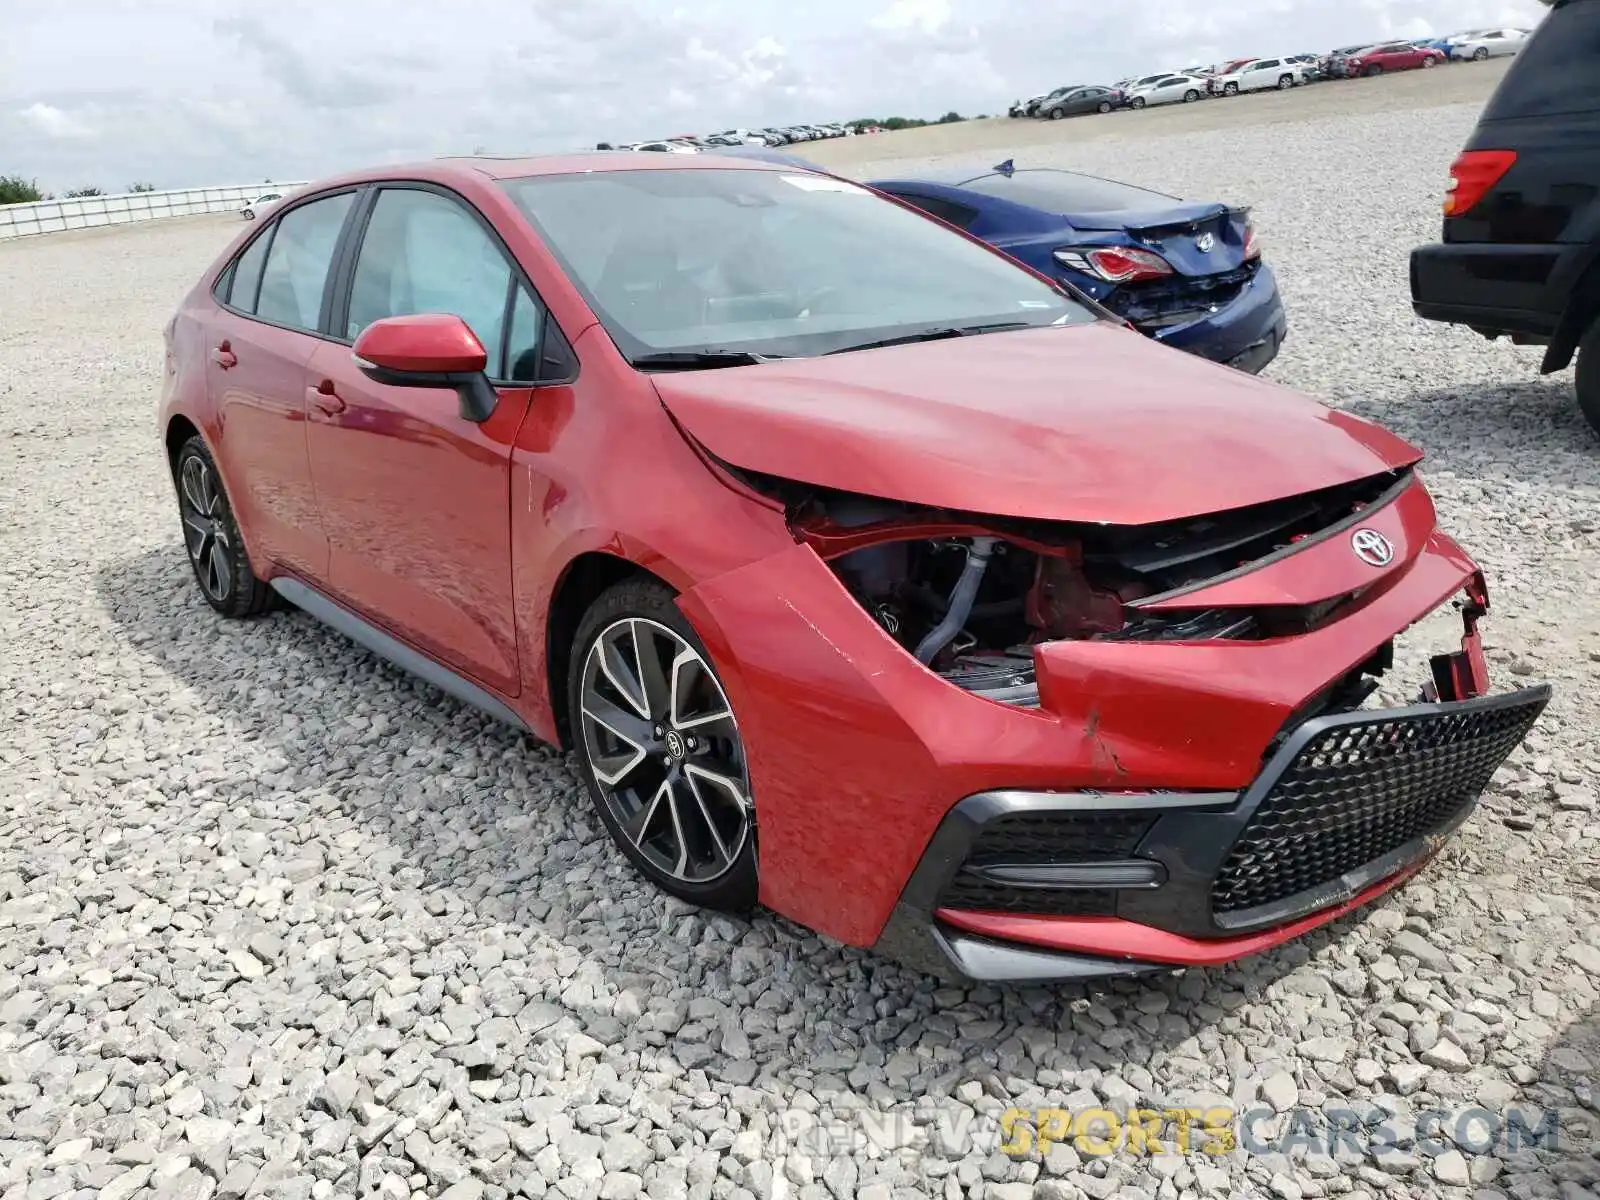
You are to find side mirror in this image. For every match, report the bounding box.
[352,314,498,423]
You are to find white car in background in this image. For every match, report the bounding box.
[239,192,282,221]
[627,141,698,153]
[1212,57,1310,95]
[1449,28,1530,60]
[1127,73,1211,108]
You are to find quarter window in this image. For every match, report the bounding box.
[346,188,514,375]
[224,227,273,312]
[254,192,355,332]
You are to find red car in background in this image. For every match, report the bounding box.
[1338,41,1447,76]
[159,152,1549,983]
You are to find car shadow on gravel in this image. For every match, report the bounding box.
[1504,1011,1600,1191]
[98,545,1419,1077]
[1341,375,1600,481]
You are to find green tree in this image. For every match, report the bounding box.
[936,111,965,124]
[64,186,104,198]
[128,182,156,193]
[0,175,45,204]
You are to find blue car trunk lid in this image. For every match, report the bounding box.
[1066,202,1243,276]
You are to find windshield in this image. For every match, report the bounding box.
[502,167,1094,363]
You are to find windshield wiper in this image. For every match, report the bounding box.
[824,321,1036,355]
[630,349,783,370]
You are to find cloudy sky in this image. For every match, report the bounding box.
[2,0,1549,194]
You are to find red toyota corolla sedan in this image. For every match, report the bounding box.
[159,153,1550,983]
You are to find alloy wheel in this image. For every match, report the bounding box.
[579,617,751,885]
[179,455,233,604]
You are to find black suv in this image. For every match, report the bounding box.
[1409,0,1600,436]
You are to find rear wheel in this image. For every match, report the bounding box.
[172,436,275,618]
[1184,90,1200,103]
[1576,318,1600,439]
[569,578,757,912]
[1097,101,1112,113]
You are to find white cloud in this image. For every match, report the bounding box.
[18,102,96,141]
[872,0,953,34]
[0,0,1553,192]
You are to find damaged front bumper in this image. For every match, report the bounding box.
[873,681,1550,983]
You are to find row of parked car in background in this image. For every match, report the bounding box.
[1010,27,1532,118]
[595,124,858,154]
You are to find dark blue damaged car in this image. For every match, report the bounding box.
[868,162,1288,374]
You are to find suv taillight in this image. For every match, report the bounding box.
[1443,149,1517,217]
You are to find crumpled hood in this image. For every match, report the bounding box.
[654,321,1423,526]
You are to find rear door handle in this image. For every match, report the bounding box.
[307,381,346,416]
[209,342,237,369]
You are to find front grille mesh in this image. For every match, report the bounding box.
[1212,696,1547,916]
[938,811,1154,916]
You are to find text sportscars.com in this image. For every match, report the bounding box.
[754,1102,1566,1162]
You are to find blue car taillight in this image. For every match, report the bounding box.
[1054,246,1175,283]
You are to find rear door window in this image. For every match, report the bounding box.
[1480,1,1600,121]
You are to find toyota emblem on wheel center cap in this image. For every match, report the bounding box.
[1351,528,1395,566]
[664,730,686,760]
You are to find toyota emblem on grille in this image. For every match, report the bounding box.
[1195,232,1215,252]
[1351,528,1395,566]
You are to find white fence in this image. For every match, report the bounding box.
[0,183,309,240]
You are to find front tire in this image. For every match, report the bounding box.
[241,209,254,221]
[1278,75,1294,89]
[172,436,275,618]
[1473,46,1489,61]
[1423,55,1437,68]
[1366,64,1383,76]
[1049,107,1065,120]
[568,578,758,912]
[1576,319,1600,439]
[1131,96,1146,110]
[1224,82,1240,96]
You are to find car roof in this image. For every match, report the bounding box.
[292,151,797,193]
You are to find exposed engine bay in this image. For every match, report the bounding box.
[721,462,1413,708]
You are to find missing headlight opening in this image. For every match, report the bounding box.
[743,468,1414,707]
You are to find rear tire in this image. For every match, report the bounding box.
[1184,90,1200,103]
[172,435,276,618]
[568,578,758,913]
[1576,319,1600,439]
[1097,101,1112,113]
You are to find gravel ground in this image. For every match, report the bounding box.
[4,89,1600,1200]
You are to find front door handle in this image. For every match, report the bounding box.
[209,341,237,369]
[307,381,346,416]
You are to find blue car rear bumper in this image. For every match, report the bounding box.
[1149,262,1288,374]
